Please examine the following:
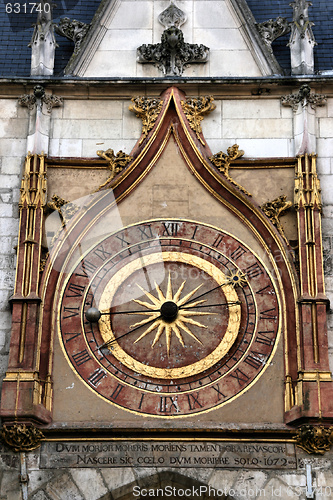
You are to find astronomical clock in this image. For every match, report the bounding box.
[1,87,333,445]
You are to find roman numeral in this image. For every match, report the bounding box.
[116,232,131,248]
[88,368,107,387]
[260,308,277,320]
[138,225,154,240]
[256,331,274,345]
[76,260,97,278]
[110,383,124,401]
[93,245,112,262]
[138,393,145,410]
[63,307,80,319]
[256,284,274,295]
[230,368,250,386]
[162,222,179,237]
[191,225,199,239]
[230,245,247,261]
[72,349,91,366]
[63,331,81,343]
[159,396,179,413]
[212,234,224,248]
[211,384,226,400]
[187,393,202,410]
[244,354,262,369]
[66,283,85,298]
[245,263,263,278]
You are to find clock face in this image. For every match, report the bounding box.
[58,219,281,417]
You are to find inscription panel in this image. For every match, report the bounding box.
[40,441,296,469]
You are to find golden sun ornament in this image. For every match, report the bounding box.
[131,274,214,356]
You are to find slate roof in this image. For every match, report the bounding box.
[0,0,332,77]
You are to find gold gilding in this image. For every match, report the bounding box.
[96,149,133,190]
[129,96,163,144]
[260,195,292,245]
[99,252,241,379]
[296,425,333,455]
[180,96,215,145]
[209,145,252,197]
[1,423,44,453]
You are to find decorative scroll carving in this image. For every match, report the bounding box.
[46,195,79,227]
[260,195,292,244]
[54,17,90,54]
[256,17,291,49]
[158,1,186,29]
[281,84,327,112]
[296,425,333,455]
[209,145,251,197]
[180,96,215,145]
[18,85,63,114]
[137,2,209,76]
[129,97,163,144]
[96,149,133,190]
[1,424,44,452]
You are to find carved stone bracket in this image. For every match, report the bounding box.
[54,17,90,54]
[1,424,44,452]
[18,85,63,114]
[137,2,209,76]
[180,96,215,145]
[296,425,333,455]
[129,97,163,144]
[96,149,133,190]
[209,145,251,197]
[256,17,291,50]
[260,195,292,244]
[281,84,327,112]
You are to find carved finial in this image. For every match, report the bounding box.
[181,96,215,145]
[129,97,163,144]
[281,84,327,112]
[54,17,90,55]
[209,145,251,197]
[1,424,44,452]
[260,195,292,244]
[296,425,333,455]
[96,149,133,190]
[158,1,186,28]
[29,1,56,76]
[256,17,291,51]
[288,0,316,75]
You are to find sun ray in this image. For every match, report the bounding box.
[180,299,206,309]
[180,310,214,317]
[173,280,186,302]
[132,298,158,310]
[172,324,185,346]
[166,273,173,300]
[177,320,203,344]
[151,323,165,348]
[180,316,209,329]
[136,284,161,306]
[154,281,166,302]
[177,284,203,306]
[134,319,162,343]
[130,313,160,329]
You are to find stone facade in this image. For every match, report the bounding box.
[1,0,333,499]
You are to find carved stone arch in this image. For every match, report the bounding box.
[107,470,229,500]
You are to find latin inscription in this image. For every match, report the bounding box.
[40,441,296,469]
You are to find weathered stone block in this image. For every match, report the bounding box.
[45,472,84,500]
[62,100,123,120]
[70,469,108,500]
[223,99,282,119]
[223,118,293,139]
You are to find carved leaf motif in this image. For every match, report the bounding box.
[209,145,251,197]
[1,424,44,452]
[260,195,292,244]
[296,425,333,455]
[129,97,163,144]
[96,149,133,189]
[181,96,215,145]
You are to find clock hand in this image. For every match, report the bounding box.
[180,281,233,308]
[94,314,162,351]
[180,301,241,310]
[85,306,159,323]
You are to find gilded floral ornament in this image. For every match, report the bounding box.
[181,96,215,145]
[260,195,292,244]
[129,97,163,144]
[96,149,133,189]
[46,194,78,227]
[209,145,251,197]
[1,424,44,452]
[296,425,333,455]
